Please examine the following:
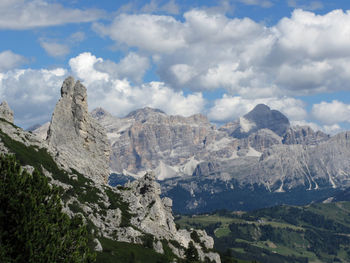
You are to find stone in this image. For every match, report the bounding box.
[47,77,110,184]
[0,101,14,123]
[94,238,103,252]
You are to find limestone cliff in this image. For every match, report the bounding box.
[46,77,110,183]
[0,101,14,123]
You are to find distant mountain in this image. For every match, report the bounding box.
[88,103,350,214]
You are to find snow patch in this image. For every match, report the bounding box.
[239,117,256,133]
[246,147,262,157]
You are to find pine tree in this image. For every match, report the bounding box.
[0,154,95,263]
[185,241,199,262]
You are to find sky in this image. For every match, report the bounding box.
[1,0,350,134]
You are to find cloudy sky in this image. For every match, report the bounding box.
[1,0,350,133]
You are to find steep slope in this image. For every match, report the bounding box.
[0,78,220,262]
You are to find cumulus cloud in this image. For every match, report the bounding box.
[0,68,67,127]
[93,13,186,54]
[40,32,87,58]
[94,52,150,84]
[141,0,180,15]
[237,0,273,8]
[312,100,350,125]
[0,0,103,30]
[287,0,324,11]
[69,52,205,117]
[94,9,350,99]
[0,50,27,71]
[207,95,307,123]
[39,41,70,57]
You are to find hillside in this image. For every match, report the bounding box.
[176,202,350,263]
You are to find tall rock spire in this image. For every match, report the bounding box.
[47,76,110,183]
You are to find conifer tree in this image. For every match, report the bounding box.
[0,154,95,263]
[185,241,199,262]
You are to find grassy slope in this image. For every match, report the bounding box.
[176,202,350,263]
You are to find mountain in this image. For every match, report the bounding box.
[222,104,290,138]
[0,77,220,262]
[92,105,273,180]
[88,103,350,214]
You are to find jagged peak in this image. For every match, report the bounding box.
[91,107,113,120]
[0,100,14,123]
[126,107,166,119]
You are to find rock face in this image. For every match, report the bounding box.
[227,104,290,138]
[0,101,14,123]
[47,77,110,183]
[119,172,220,262]
[93,106,276,180]
[282,125,329,145]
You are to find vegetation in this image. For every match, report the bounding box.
[176,202,350,263]
[0,154,95,262]
[96,237,182,263]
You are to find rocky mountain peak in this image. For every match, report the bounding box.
[231,104,290,138]
[125,107,166,122]
[0,101,14,123]
[47,76,110,184]
[91,107,112,120]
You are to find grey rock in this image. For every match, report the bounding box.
[229,104,290,138]
[282,125,330,145]
[47,77,110,184]
[32,121,50,141]
[94,238,103,252]
[0,101,14,123]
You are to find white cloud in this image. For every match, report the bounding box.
[141,0,180,15]
[312,100,350,125]
[93,13,186,53]
[0,68,67,127]
[40,41,70,57]
[237,0,273,8]
[94,52,150,84]
[95,9,350,99]
[207,95,306,122]
[0,50,27,71]
[0,0,103,30]
[40,31,86,58]
[287,0,324,11]
[68,53,205,117]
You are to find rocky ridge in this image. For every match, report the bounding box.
[88,103,350,213]
[1,77,220,262]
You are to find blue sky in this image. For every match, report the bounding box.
[1,0,350,134]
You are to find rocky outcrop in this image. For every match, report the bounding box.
[119,172,220,262]
[282,125,330,145]
[47,76,110,183]
[227,104,290,138]
[0,101,14,123]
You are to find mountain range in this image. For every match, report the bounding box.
[32,78,350,214]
